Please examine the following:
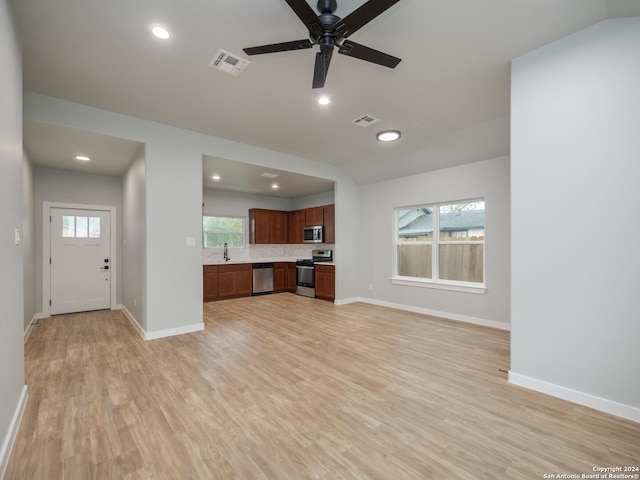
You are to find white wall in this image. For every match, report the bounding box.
[22,155,36,330]
[203,188,293,216]
[122,147,146,329]
[292,190,335,210]
[33,167,124,311]
[357,156,511,327]
[24,93,362,328]
[0,0,26,474]
[511,17,640,420]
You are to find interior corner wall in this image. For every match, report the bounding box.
[22,154,36,330]
[122,147,146,330]
[357,156,511,326]
[0,0,26,472]
[33,167,124,311]
[510,17,640,416]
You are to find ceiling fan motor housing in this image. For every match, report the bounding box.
[317,0,338,14]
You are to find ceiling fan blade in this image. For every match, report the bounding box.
[284,0,323,37]
[244,39,313,56]
[338,39,401,68]
[335,0,400,38]
[312,51,333,89]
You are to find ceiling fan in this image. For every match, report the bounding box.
[243,0,402,89]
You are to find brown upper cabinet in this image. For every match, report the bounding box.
[322,204,335,244]
[249,208,289,244]
[288,210,304,244]
[304,206,324,226]
[250,205,334,244]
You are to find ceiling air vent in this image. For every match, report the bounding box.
[209,49,250,77]
[352,114,381,127]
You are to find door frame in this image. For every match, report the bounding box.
[42,201,117,317]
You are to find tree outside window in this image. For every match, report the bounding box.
[203,216,244,248]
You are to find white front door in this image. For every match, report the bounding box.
[50,208,111,315]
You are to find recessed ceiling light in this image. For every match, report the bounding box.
[212,174,221,180]
[318,96,330,105]
[75,155,91,161]
[151,25,170,40]
[271,184,279,189]
[376,130,401,142]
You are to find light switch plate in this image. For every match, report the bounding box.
[15,228,20,245]
[186,237,196,246]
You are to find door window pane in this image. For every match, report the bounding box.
[76,216,88,237]
[62,216,75,237]
[89,217,101,238]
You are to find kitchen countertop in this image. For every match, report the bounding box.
[204,257,300,265]
[204,258,335,266]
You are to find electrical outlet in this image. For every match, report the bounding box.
[369,283,373,291]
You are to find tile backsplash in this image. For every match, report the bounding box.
[203,244,335,264]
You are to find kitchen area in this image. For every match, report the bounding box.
[201,156,337,304]
[203,202,336,303]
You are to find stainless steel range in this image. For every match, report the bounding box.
[295,249,333,298]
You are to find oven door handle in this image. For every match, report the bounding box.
[297,265,314,270]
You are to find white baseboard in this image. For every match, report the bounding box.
[0,386,28,480]
[509,372,640,423]
[351,297,510,331]
[121,305,145,340]
[23,314,40,342]
[145,323,204,341]
[120,305,204,341]
[334,297,362,305]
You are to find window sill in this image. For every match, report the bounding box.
[391,277,486,294]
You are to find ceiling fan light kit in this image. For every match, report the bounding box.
[243,0,402,89]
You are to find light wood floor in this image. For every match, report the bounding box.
[6,294,639,479]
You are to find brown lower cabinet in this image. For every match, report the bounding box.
[286,263,297,292]
[315,264,335,301]
[203,265,219,301]
[204,262,298,301]
[218,263,252,299]
[273,263,287,293]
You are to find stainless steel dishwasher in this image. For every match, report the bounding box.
[252,263,274,295]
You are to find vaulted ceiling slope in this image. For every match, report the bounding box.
[12,0,640,184]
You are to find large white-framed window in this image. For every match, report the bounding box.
[393,199,485,292]
[203,215,245,248]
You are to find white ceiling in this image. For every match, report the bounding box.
[23,120,143,177]
[13,0,640,187]
[202,155,335,198]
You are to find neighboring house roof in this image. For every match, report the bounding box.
[399,209,485,237]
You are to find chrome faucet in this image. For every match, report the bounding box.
[223,242,230,262]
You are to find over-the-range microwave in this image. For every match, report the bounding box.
[303,225,323,243]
